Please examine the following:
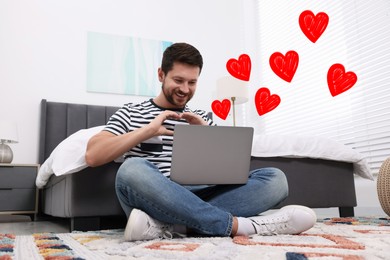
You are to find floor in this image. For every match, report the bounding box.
[1,207,386,236]
[0,214,69,235]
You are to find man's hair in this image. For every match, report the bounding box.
[161,42,203,75]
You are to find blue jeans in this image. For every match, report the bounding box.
[115,157,288,236]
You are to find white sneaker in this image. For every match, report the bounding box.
[249,205,317,236]
[124,209,174,241]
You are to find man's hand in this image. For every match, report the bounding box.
[180,112,208,125]
[147,110,182,136]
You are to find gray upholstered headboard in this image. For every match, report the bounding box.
[38,99,213,164]
[38,99,120,164]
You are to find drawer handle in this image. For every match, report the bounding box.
[0,188,13,190]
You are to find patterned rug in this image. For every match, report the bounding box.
[1,217,390,260]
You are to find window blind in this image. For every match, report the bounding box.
[251,0,390,176]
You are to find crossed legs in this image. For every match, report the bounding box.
[115,158,288,236]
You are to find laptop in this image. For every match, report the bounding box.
[170,125,254,185]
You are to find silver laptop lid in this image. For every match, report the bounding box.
[170,125,254,185]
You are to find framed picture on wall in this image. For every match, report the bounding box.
[87,31,172,96]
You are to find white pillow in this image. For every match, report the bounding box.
[36,126,104,188]
[51,125,105,175]
[36,155,54,188]
[251,134,373,180]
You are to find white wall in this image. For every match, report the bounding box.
[0,0,251,164]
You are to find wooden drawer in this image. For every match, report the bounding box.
[0,164,38,188]
[0,164,39,214]
[0,189,36,211]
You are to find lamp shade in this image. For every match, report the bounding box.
[0,121,18,143]
[216,76,249,104]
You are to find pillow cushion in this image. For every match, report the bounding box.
[251,134,373,180]
[36,126,104,188]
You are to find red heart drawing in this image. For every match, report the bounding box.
[299,10,329,43]
[211,99,231,120]
[255,88,281,116]
[226,54,251,81]
[327,63,358,97]
[269,51,299,83]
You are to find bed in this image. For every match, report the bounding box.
[249,134,373,216]
[38,99,125,231]
[37,99,373,231]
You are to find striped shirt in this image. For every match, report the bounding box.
[104,99,214,176]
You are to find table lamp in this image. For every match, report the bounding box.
[0,121,19,163]
[217,76,249,126]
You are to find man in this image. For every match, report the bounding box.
[85,42,316,241]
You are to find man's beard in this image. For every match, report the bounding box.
[162,83,193,108]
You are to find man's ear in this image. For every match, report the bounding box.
[158,68,164,82]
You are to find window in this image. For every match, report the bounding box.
[250,0,390,176]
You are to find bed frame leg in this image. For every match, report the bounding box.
[70,217,100,232]
[339,207,354,217]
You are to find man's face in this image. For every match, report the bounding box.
[159,62,200,108]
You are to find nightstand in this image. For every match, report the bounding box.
[0,163,39,220]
